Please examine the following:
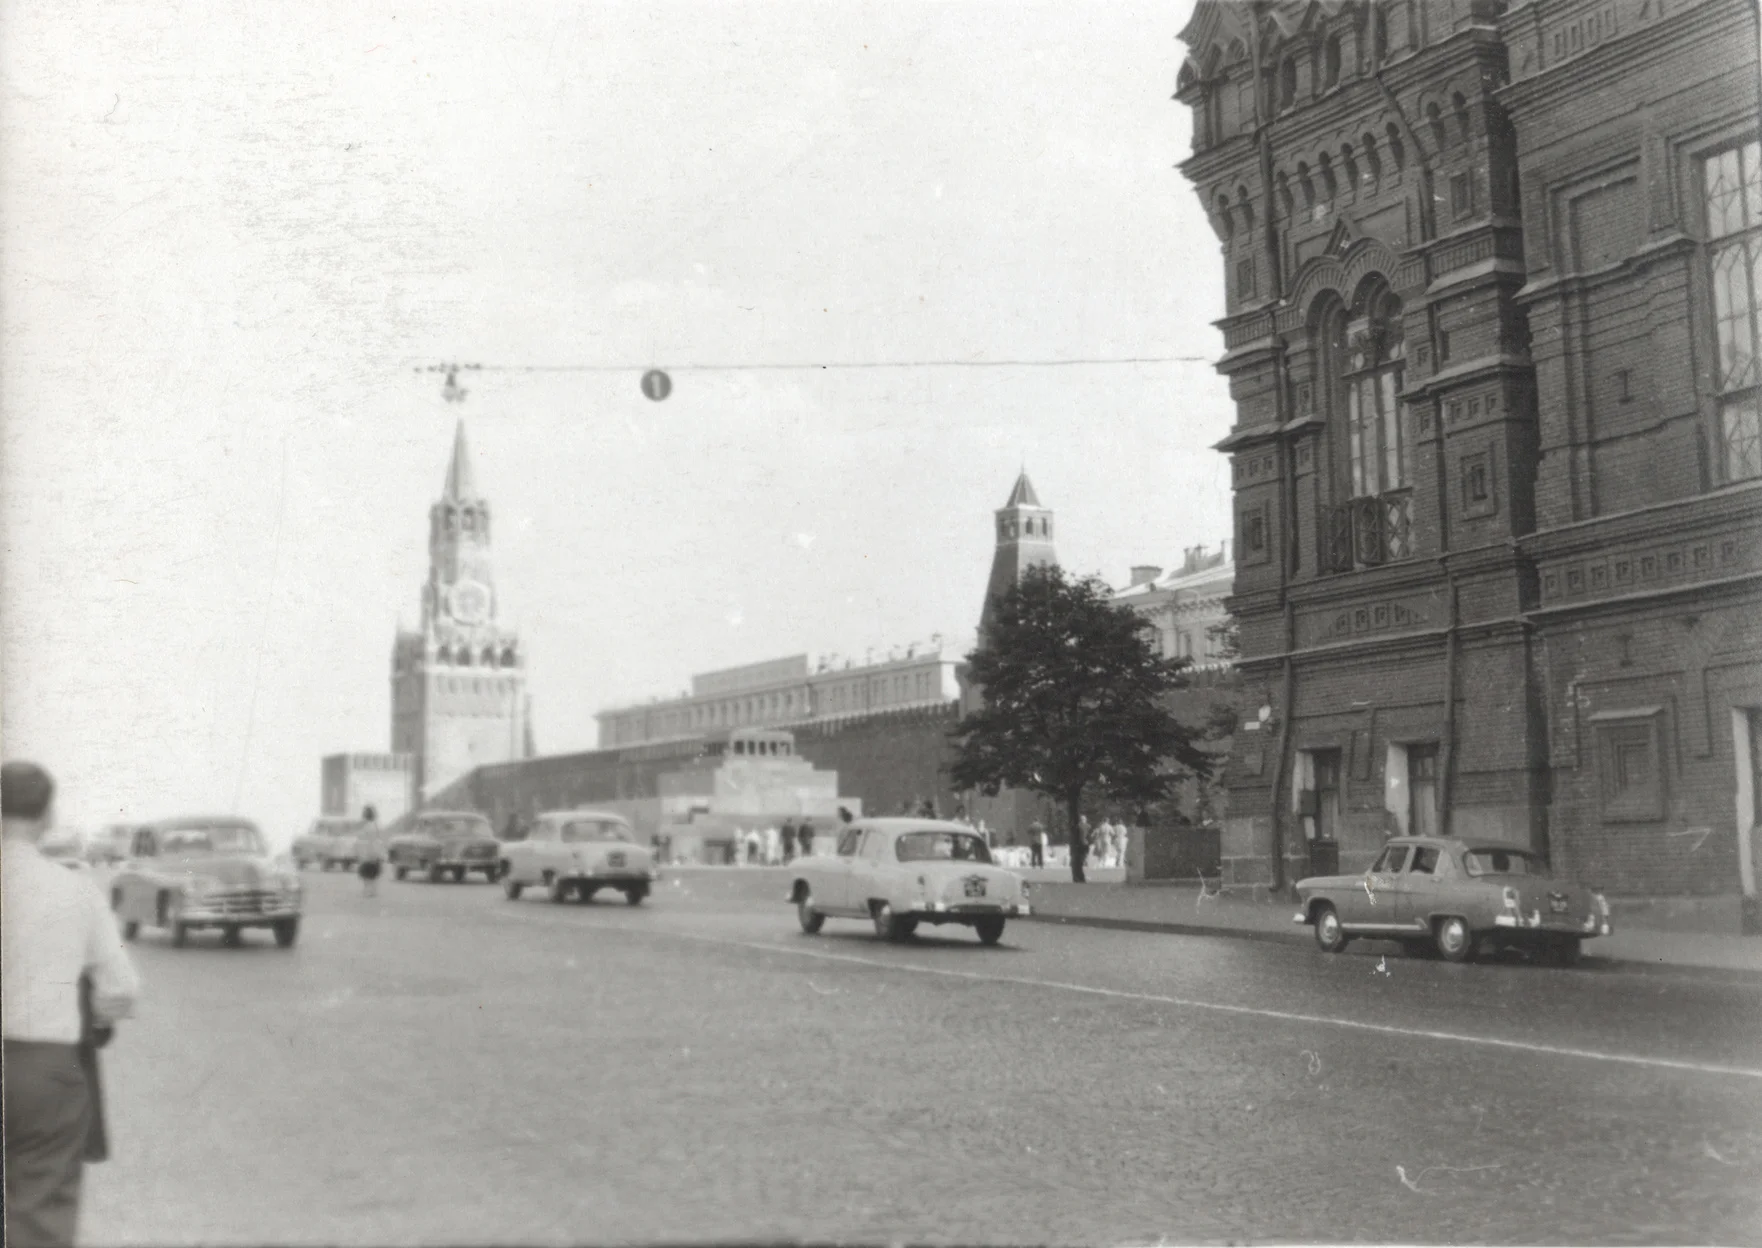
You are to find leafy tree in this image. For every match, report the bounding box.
[949,564,1213,882]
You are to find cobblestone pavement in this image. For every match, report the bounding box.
[82,867,1762,1246]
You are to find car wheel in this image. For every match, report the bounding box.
[872,901,908,942]
[1313,904,1349,953]
[222,926,244,949]
[503,876,524,901]
[427,864,444,884]
[122,919,140,942]
[394,865,408,881]
[575,885,598,904]
[974,916,1005,945]
[272,918,299,948]
[797,892,825,934]
[547,874,569,904]
[1542,936,1581,968]
[1434,915,1474,962]
[623,886,646,906]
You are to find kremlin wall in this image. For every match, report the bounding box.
[323,428,1237,863]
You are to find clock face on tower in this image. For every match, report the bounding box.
[448,580,491,625]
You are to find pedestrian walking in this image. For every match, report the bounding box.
[779,818,797,864]
[356,805,386,897]
[797,819,815,858]
[1029,820,1046,868]
[3,761,142,1248]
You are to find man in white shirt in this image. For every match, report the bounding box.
[3,761,141,1248]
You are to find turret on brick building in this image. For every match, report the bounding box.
[1176,0,1761,927]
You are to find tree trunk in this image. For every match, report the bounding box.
[1067,791,1087,883]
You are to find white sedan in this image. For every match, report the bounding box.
[499,810,658,905]
[787,818,1030,944]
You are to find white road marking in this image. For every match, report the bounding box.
[489,906,1762,1082]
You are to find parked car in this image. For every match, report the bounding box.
[787,818,1031,945]
[388,811,500,882]
[109,817,302,948]
[1294,836,1611,965]
[292,817,365,870]
[87,824,138,866]
[500,810,657,904]
[40,828,90,868]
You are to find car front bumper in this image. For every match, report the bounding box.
[179,900,301,925]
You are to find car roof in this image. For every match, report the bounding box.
[1384,836,1540,856]
[849,818,980,837]
[536,809,631,823]
[413,810,490,819]
[150,815,261,831]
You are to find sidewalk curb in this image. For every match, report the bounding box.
[1021,911,1762,986]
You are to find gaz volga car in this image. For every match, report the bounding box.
[788,818,1029,945]
[1294,836,1611,965]
[110,817,302,948]
[499,810,657,904]
[291,816,365,870]
[388,810,501,882]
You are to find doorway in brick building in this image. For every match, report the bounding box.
[1735,708,1761,933]
[1310,749,1342,877]
[1409,744,1440,839]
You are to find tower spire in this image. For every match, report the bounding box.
[442,420,476,500]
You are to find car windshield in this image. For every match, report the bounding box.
[1463,847,1549,877]
[41,834,83,855]
[421,817,492,839]
[560,820,633,844]
[895,831,993,864]
[160,824,266,856]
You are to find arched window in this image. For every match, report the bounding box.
[1279,57,1297,110]
[1386,122,1407,172]
[1276,171,1294,218]
[501,647,516,667]
[437,645,453,666]
[1323,35,1342,89]
[1216,193,1235,240]
[1372,7,1389,62]
[1452,91,1472,143]
[1341,145,1361,193]
[481,647,496,666]
[1317,152,1338,201]
[1341,284,1408,499]
[1425,101,1448,152]
[1237,187,1256,232]
[1297,162,1316,207]
[1361,134,1383,184]
[457,648,472,668]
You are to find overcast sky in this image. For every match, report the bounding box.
[1,0,1230,840]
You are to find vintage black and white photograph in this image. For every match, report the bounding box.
[3,1,1760,1244]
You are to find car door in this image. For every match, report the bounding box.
[817,826,864,913]
[1344,842,1409,930]
[1390,843,1442,932]
[119,828,157,925]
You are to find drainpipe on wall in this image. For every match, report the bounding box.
[1269,597,1298,894]
[1438,574,1460,837]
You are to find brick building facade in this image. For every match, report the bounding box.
[1175,0,1761,921]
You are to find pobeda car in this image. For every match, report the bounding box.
[1294,836,1611,965]
[110,817,303,948]
[499,810,658,904]
[788,818,1030,945]
[388,811,501,882]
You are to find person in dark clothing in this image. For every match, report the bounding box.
[837,806,854,824]
[779,819,796,864]
[797,820,815,858]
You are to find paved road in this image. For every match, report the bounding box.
[83,866,1762,1245]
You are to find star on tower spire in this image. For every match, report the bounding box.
[442,420,476,500]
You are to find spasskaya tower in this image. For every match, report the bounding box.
[391,421,529,802]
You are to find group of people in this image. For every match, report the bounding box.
[1082,816,1134,869]
[731,817,818,866]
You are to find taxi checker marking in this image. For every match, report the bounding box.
[488,905,1762,1083]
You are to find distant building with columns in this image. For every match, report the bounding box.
[1110,542,1235,668]
[595,645,963,749]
